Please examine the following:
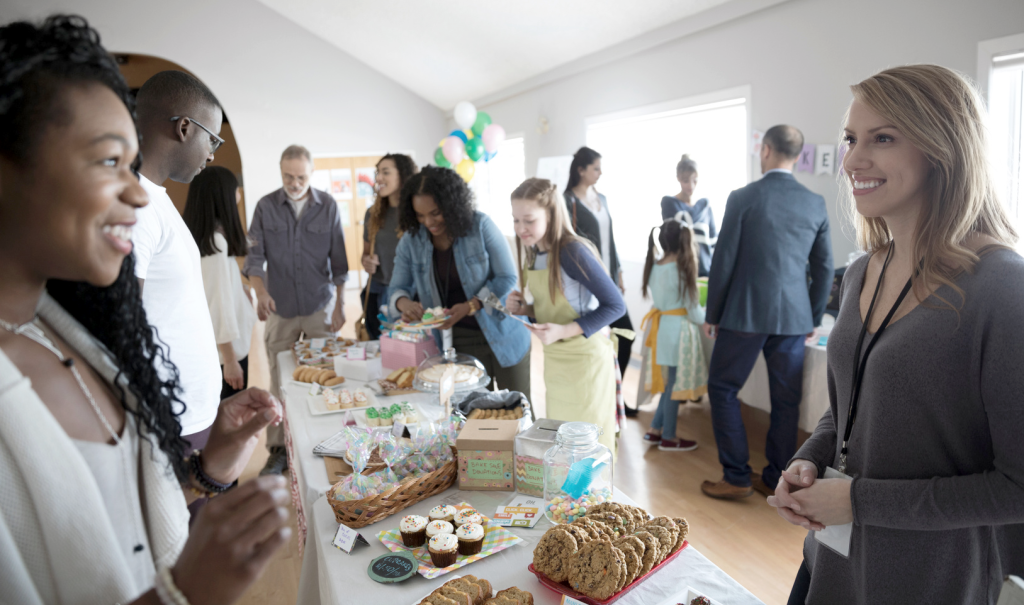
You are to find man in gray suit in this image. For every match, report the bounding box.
[701,125,833,499]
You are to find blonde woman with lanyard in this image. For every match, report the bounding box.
[769,65,1024,604]
[507,178,626,454]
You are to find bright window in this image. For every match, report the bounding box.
[989,51,1024,227]
[470,136,526,236]
[586,93,748,263]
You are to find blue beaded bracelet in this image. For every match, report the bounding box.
[189,450,233,495]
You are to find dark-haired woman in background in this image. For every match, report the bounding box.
[388,166,531,397]
[564,146,636,417]
[0,15,288,604]
[660,154,716,277]
[184,166,257,399]
[361,153,418,340]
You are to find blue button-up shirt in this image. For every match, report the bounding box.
[243,187,348,319]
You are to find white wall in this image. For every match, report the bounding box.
[472,0,1024,327]
[4,0,445,224]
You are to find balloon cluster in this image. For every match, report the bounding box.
[434,101,506,182]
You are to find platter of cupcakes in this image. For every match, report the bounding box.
[355,401,429,429]
[377,503,524,579]
[306,387,379,416]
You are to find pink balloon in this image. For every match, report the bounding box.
[442,136,465,165]
[481,124,506,153]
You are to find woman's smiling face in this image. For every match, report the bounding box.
[0,82,148,286]
[413,193,446,239]
[843,98,932,223]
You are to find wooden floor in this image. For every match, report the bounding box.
[235,293,809,605]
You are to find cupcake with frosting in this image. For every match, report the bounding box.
[428,534,458,567]
[399,515,428,547]
[455,522,485,555]
[429,504,457,523]
[454,509,482,527]
[425,520,453,539]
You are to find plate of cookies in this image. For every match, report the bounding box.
[410,575,535,605]
[378,366,417,395]
[292,366,347,388]
[528,503,689,604]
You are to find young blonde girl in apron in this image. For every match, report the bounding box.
[506,178,627,455]
[637,215,707,451]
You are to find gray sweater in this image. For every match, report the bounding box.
[795,248,1024,604]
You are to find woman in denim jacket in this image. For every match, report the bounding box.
[387,166,531,397]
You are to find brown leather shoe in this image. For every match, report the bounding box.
[700,479,753,500]
[751,472,775,497]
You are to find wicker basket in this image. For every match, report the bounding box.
[327,446,458,528]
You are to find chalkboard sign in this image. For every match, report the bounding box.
[367,551,418,583]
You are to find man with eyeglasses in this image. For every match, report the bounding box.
[133,70,225,477]
[244,145,349,475]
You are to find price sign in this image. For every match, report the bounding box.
[347,346,366,361]
[332,523,368,554]
[367,551,418,583]
[310,337,327,350]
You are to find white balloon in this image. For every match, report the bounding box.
[453,101,477,131]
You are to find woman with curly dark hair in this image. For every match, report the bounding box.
[389,166,531,396]
[0,15,289,605]
[360,153,418,339]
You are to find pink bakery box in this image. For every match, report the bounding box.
[380,334,439,370]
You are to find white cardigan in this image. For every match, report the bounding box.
[0,294,189,604]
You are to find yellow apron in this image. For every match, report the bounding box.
[527,267,617,455]
[640,307,687,394]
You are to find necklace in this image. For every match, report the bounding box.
[0,315,120,444]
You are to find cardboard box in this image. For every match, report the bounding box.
[380,334,439,371]
[456,420,519,491]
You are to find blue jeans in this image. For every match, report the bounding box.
[707,329,805,488]
[650,367,679,440]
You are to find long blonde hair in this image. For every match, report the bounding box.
[511,177,601,304]
[845,64,1017,306]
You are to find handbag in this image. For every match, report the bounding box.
[355,223,378,342]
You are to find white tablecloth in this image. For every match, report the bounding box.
[298,488,765,605]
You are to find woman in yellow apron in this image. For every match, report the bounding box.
[506,178,626,454]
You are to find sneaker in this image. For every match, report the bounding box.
[260,446,289,476]
[643,431,662,443]
[624,405,639,418]
[658,438,698,452]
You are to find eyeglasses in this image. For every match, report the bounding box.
[169,116,225,153]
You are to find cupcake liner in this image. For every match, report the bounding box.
[429,547,457,568]
[457,537,483,556]
[401,528,426,547]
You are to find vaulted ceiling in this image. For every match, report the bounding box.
[255,0,737,109]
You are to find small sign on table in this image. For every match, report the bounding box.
[367,551,418,583]
[439,365,456,417]
[391,421,411,439]
[347,346,366,361]
[332,523,369,554]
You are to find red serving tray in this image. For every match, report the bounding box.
[528,540,689,605]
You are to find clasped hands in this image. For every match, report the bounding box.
[767,459,854,531]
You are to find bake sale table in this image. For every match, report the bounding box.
[296,488,765,605]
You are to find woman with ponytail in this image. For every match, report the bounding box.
[507,178,625,454]
[660,154,716,276]
[637,216,707,452]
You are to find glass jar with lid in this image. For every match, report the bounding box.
[412,347,490,393]
[515,419,566,497]
[543,422,613,524]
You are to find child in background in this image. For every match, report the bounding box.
[506,178,625,455]
[639,215,707,451]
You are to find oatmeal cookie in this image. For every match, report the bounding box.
[632,530,660,575]
[568,540,627,601]
[532,527,578,583]
[642,525,675,563]
[672,517,689,550]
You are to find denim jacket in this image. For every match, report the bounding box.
[387,211,530,368]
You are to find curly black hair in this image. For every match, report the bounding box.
[1,15,189,480]
[398,165,477,239]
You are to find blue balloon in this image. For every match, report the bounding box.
[483,150,497,162]
[449,130,468,144]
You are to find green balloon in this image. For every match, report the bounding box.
[471,111,492,137]
[434,146,451,168]
[465,137,485,162]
